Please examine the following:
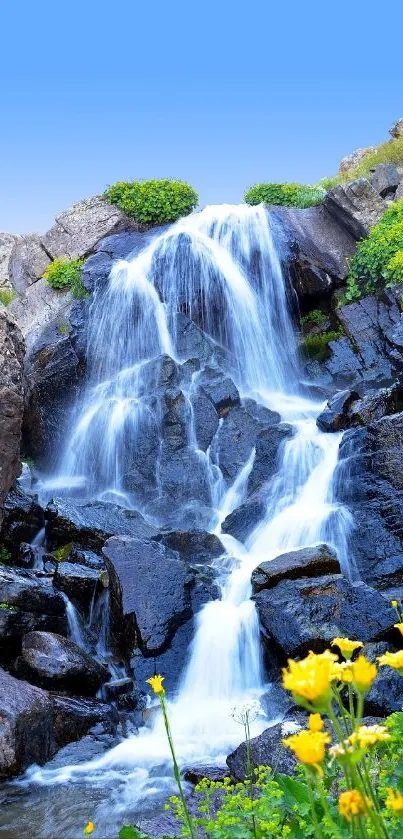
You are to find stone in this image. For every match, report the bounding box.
[0,567,67,656]
[247,424,293,494]
[227,714,308,780]
[45,498,157,552]
[184,765,229,785]
[0,667,55,779]
[221,493,268,542]
[316,389,359,431]
[0,311,24,528]
[389,118,403,139]
[69,545,105,571]
[324,178,387,239]
[103,536,192,657]
[0,232,18,290]
[157,446,212,506]
[254,574,396,658]
[196,367,240,416]
[14,631,108,695]
[216,402,281,483]
[362,642,403,716]
[41,195,133,260]
[51,694,119,747]
[251,544,340,593]
[370,163,400,197]
[7,278,72,353]
[348,383,403,426]
[339,147,375,174]
[156,531,224,567]
[191,386,219,451]
[9,234,50,294]
[53,562,102,610]
[1,486,45,551]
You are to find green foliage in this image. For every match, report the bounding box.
[0,602,16,611]
[0,546,12,564]
[301,330,343,361]
[57,322,70,336]
[105,179,198,225]
[43,258,87,299]
[318,176,339,191]
[338,136,403,184]
[118,829,177,839]
[52,543,72,562]
[244,182,325,209]
[300,309,327,327]
[346,200,403,300]
[0,289,16,307]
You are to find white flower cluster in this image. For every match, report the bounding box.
[229,700,262,725]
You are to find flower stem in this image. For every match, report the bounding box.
[160,694,197,839]
[304,768,323,839]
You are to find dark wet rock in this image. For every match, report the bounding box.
[0,311,24,527]
[14,631,109,695]
[0,567,67,657]
[221,491,267,543]
[94,227,167,259]
[227,714,308,780]
[69,545,105,571]
[156,530,224,567]
[254,574,396,658]
[370,164,400,198]
[131,618,195,696]
[103,536,192,658]
[251,544,340,593]
[317,389,359,431]
[260,682,297,720]
[174,312,218,366]
[158,446,212,506]
[362,642,403,716]
[103,677,136,708]
[247,424,293,494]
[191,385,220,451]
[184,765,229,785]
[348,382,403,426]
[196,367,240,416]
[46,498,157,551]
[15,542,37,569]
[54,561,102,610]
[216,402,281,483]
[51,694,119,748]
[144,496,214,531]
[324,178,387,239]
[0,667,55,779]
[1,486,45,551]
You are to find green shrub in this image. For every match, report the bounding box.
[0,546,12,565]
[57,322,70,336]
[244,182,325,208]
[105,179,198,225]
[43,258,87,299]
[300,309,327,327]
[301,330,343,361]
[339,135,403,184]
[0,289,16,307]
[52,543,72,562]
[346,200,403,300]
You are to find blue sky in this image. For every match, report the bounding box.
[1,0,402,233]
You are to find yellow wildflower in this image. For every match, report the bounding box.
[385,788,403,813]
[282,650,337,708]
[308,713,324,732]
[146,674,165,695]
[339,789,371,821]
[282,729,331,775]
[84,823,95,836]
[331,637,363,659]
[394,623,403,636]
[351,655,377,694]
[349,725,390,749]
[391,600,398,609]
[330,661,353,683]
[378,649,403,673]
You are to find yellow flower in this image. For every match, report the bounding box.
[391,600,398,608]
[84,823,95,836]
[330,661,353,683]
[351,655,377,694]
[146,674,165,695]
[378,649,403,673]
[385,788,403,813]
[282,729,331,775]
[394,623,403,636]
[282,651,337,708]
[308,713,324,732]
[331,637,363,660]
[339,790,371,821]
[348,725,390,749]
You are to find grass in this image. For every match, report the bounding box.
[301,330,343,361]
[300,309,327,328]
[0,289,16,307]
[52,543,72,562]
[325,136,403,188]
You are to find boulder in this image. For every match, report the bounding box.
[362,642,403,716]
[324,178,387,239]
[227,714,308,780]
[53,562,102,610]
[0,232,18,290]
[216,402,281,483]
[51,694,119,747]
[247,424,293,494]
[45,498,157,552]
[8,234,51,294]
[1,486,45,550]
[0,667,55,779]
[195,367,240,416]
[254,574,396,658]
[347,382,403,426]
[0,311,24,527]
[14,631,108,695]
[339,147,375,174]
[0,567,67,656]
[156,531,224,567]
[370,164,400,198]
[69,545,105,571]
[316,389,358,431]
[7,278,72,353]
[221,493,268,543]
[251,544,340,593]
[389,118,403,139]
[41,195,133,260]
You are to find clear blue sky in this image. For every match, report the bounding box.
[1,0,402,233]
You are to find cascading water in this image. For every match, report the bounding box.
[19,204,354,836]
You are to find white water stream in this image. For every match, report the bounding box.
[23,205,354,826]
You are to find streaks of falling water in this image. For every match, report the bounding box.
[22,204,354,829]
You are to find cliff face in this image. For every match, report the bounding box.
[0,310,24,525]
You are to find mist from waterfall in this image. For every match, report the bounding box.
[25,204,354,831]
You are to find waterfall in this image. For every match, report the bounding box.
[25,204,353,821]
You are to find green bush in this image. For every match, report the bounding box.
[301,330,343,361]
[345,200,403,301]
[300,309,327,327]
[0,546,12,565]
[43,258,87,299]
[339,135,403,184]
[244,182,325,208]
[105,179,199,225]
[0,289,16,307]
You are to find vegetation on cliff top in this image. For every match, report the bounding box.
[343,199,403,302]
[336,136,403,186]
[244,182,325,209]
[43,257,87,299]
[105,179,199,225]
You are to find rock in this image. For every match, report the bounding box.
[0,232,18,290]
[0,667,55,779]
[216,402,281,483]
[53,562,102,610]
[317,389,359,431]
[184,765,229,785]
[156,531,224,567]
[227,714,308,780]
[46,498,157,552]
[348,382,403,426]
[41,195,133,260]
[251,545,340,593]
[370,164,400,198]
[247,424,293,494]
[157,446,212,507]
[103,536,192,657]
[324,178,387,239]
[16,543,37,569]
[339,147,376,174]
[9,234,51,294]
[389,118,403,139]
[1,486,45,550]
[362,642,403,716]
[221,493,268,543]
[7,278,72,354]
[396,182,403,201]
[191,385,220,451]
[254,574,396,658]
[196,367,240,416]
[0,311,24,527]
[0,567,67,656]
[14,631,108,695]
[69,545,105,571]
[51,694,119,747]
[131,618,195,696]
